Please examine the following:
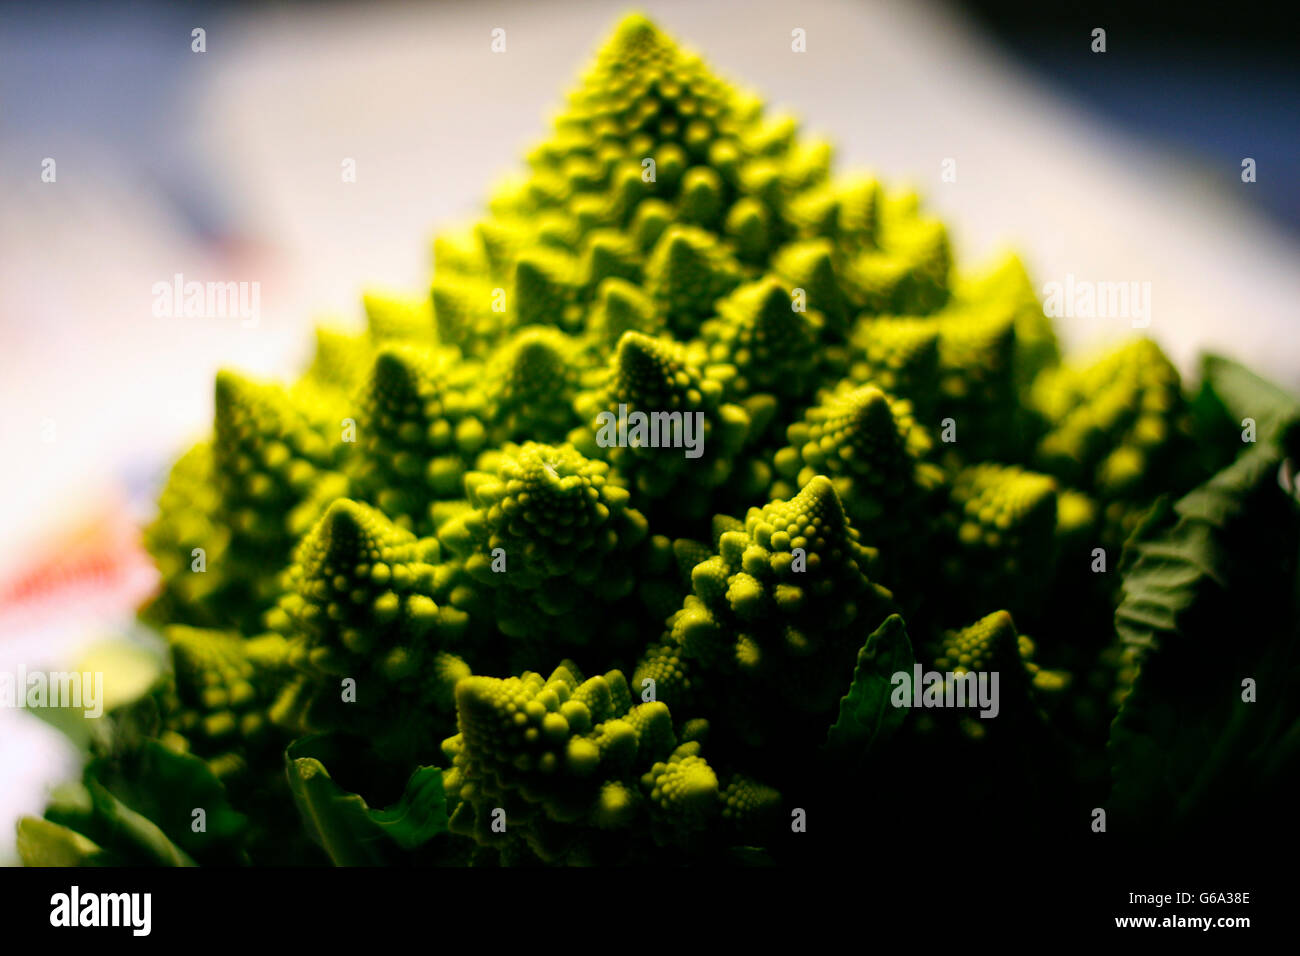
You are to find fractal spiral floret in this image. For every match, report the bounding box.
[21,13,1300,868]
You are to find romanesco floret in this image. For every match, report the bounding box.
[945,463,1059,616]
[348,345,489,533]
[483,326,584,443]
[571,331,757,515]
[163,627,290,769]
[269,499,468,754]
[1032,337,1193,497]
[36,12,1273,872]
[635,475,894,749]
[700,275,824,399]
[436,442,657,658]
[771,382,944,560]
[440,663,756,863]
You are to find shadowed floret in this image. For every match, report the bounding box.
[927,610,1062,735]
[432,273,507,355]
[579,229,643,291]
[142,372,345,631]
[772,238,849,335]
[644,224,743,337]
[724,196,771,264]
[719,773,783,831]
[512,248,582,331]
[213,370,341,546]
[772,382,944,569]
[845,252,1055,438]
[438,442,656,652]
[441,662,749,862]
[847,194,951,315]
[787,174,880,250]
[1032,337,1191,498]
[289,325,372,469]
[572,332,756,515]
[349,345,489,534]
[847,318,940,418]
[268,499,469,752]
[587,277,663,349]
[934,306,1020,461]
[164,627,291,769]
[678,166,725,228]
[141,443,228,629]
[955,252,1058,389]
[946,464,1058,615]
[934,610,1023,674]
[701,275,824,399]
[483,326,584,442]
[1031,338,1197,547]
[635,475,894,747]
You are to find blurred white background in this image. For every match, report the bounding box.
[2,0,1297,863]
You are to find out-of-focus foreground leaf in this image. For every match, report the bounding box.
[285,735,447,865]
[1109,365,1300,838]
[17,740,246,866]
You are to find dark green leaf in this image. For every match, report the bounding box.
[39,777,198,867]
[826,614,913,754]
[85,740,248,862]
[1200,353,1300,448]
[1109,441,1300,839]
[285,736,447,865]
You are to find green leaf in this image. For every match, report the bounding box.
[365,768,450,848]
[826,614,913,754]
[39,778,198,867]
[1199,353,1300,448]
[285,736,448,865]
[1109,441,1300,839]
[17,817,110,867]
[34,741,239,866]
[89,782,199,866]
[83,740,248,862]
